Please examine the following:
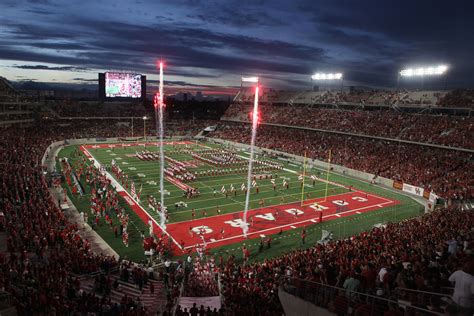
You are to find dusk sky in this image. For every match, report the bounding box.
[1,0,473,94]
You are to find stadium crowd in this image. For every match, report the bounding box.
[0,94,473,314]
[183,257,219,297]
[236,89,474,108]
[0,122,198,314]
[52,101,150,118]
[217,206,474,315]
[212,123,473,200]
[222,103,473,149]
[37,118,216,139]
[0,127,144,314]
[51,102,218,135]
[438,89,474,108]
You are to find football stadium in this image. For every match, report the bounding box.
[1,1,473,315]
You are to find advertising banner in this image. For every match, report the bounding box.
[402,183,424,197]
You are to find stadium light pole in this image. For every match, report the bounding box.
[241,76,259,238]
[311,73,343,92]
[399,65,449,90]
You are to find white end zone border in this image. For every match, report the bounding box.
[81,145,183,251]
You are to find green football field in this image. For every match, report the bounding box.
[87,142,348,221]
[59,140,424,263]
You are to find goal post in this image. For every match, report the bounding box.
[300,151,307,206]
[323,149,332,202]
[300,149,332,206]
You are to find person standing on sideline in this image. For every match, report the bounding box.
[301,228,306,244]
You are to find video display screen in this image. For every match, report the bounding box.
[105,72,142,98]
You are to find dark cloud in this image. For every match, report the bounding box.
[27,0,50,4]
[164,0,285,27]
[155,15,175,22]
[4,23,79,40]
[72,77,97,82]
[312,0,474,43]
[0,0,473,88]
[25,8,54,15]
[33,42,90,50]
[149,79,236,89]
[13,64,90,71]
[2,18,326,78]
[189,9,284,27]
[0,46,84,66]
[165,69,220,79]
[72,19,323,61]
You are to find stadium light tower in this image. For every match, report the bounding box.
[399,65,448,77]
[311,73,343,80]
[241,76,259,83]
[398,64,449,90]
[241,76,260,238]
[239,76,259,93]
[311,72,343,92]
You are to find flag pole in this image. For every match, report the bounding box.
[324,149,332,202]
[300,151,307,206]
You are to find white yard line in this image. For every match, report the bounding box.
[158,182,330,206]
[167,185,347,217]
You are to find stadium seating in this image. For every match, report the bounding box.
[52,101,150,118]
[234,88,474,108]
[439,89,474,108]
[211,123,473,200]
[0,77,18,101]
[222,103,474,149]
[0,78,36,128]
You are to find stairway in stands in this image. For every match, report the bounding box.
[80,274,168,314]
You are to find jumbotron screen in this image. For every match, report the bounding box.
[105,72,142,98]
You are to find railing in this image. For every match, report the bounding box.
[282,277,447,316]
[71,265,120,281]
[171,277,185,316]
[395,287,453,312]
[151,259,181,272]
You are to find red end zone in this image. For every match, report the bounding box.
[167,191,400,251]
